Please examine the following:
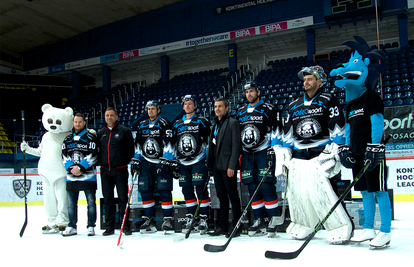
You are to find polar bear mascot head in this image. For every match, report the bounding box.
[41,104,73,134]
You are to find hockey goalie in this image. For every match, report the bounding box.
[276,65,354,245]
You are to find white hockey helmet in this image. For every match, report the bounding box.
[145,100,161,111]
[244,81,259,91]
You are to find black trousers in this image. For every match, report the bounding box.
[213,166,242,230]
[100,167,130,230]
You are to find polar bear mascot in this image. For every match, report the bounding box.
[21,104,73,234]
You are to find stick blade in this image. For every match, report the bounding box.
[19,222,27,238]
[265,250,300,260]
[203,243,228,253]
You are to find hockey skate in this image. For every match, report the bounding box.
[248,218,267,237]
[162,217,174,234]
[181,214,199,234]
[369,232,391,249]
[198,215,208,235]
[42,225,62,234]
[266,217,279,238]
[140,216,157,234]
[350,229,376,243]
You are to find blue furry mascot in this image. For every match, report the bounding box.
[330,36,392,249]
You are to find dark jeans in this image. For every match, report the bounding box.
[101,167,130,230]
[67,190,96,228]
[213,166,241,230]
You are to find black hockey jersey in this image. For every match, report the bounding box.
[62,129,98,191]
[282,89,345,150]
[134,116,174,163]
[345,90,384,156]
[236,99,282,153]
[173,114,211,165]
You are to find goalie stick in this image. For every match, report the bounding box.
[19,110,28,238]
[264,161,371,260]
[204,161,273,253]
[117,171,139,247]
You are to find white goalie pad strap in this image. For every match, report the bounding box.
[287,158,352,241]
[315,143,342,179]
[274,147,292,178]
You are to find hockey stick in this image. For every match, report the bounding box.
[204,161,273,253]
[19,110,28,238]
[264,161,371,260]
[117,171,138,247]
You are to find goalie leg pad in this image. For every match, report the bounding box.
[286,159,319,239]
[308,157,353,243]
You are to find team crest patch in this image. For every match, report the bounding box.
[241,124,260,148]
[13,179,31,198]
[143,138,160,158]
[178,134,196,156]
[296,118,321,138]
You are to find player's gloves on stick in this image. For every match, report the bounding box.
[274,147,291,179]
[20,141,29,152]
[364,143,385,172]
[157,158,180,178]
[267,146,275,165]
[338,145,356,169]
[130,158,141,175]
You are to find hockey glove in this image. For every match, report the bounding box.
[364,143,385,172]
[267,146,275,165]
[338,145,356,169]
[130,158,141,176]
[157,158,180,178]
[274,147,292,179]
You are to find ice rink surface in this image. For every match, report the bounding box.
[2,202,413,266]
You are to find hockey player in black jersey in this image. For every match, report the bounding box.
[236,81,283,237]
[277,65,353,244]
[173,95,211,235]
[62,113,99,236]
[131,100,175,233]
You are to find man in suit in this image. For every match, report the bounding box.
[207,97,242,237]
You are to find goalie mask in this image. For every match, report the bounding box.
[298,65,327,87]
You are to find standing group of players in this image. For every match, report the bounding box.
[128,64,390,247]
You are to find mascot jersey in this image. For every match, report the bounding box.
[134,116,174,164]
[236,99,282,153]
[173,114,211,165]
[62,129,98,191]
[345,89,384,156]
[283,89,345,150]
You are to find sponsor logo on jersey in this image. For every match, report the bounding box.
[177,125,199,133]
[239,115,263,123]
[292,107,323,118]
[241,171,252,179]
[348,108,364,118]
[192,173,203,181]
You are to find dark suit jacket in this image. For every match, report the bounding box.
[206,114,241,171]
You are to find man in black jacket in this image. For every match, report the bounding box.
[97,107,135,236]
[207,98,242,237]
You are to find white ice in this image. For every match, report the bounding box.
[2,202,413,266]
